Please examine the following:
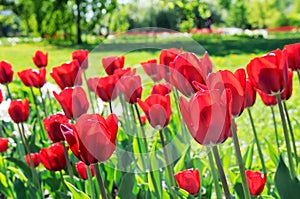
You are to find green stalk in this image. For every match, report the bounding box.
[109,101,113,114]
[134,103,148,150]
[46,90,54,114]
[247,109,266,173]
[39,88,47,117]
[207,147,222,199]
[271,106,281,153]
[283,101,298,166]
[212,146,231,199]
[62,141,74,184]
[83,71,95,113]
[94,163,108,199]
[59,170,67,192]
[275,94,296,178]
[297,70,300,84]
[5,84,12,99]
[87,165,96,199]
[231,119,251,199]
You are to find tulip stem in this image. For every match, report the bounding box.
[231,120,251,199]
[159,130,176,193]
[29,87,46,141]
[207,147,222,199]
[5,84,12,100]
[19,123,43,198]
[59,170,67,192]
[39,88,48,117]
[271,106,280,153]
[87,165,97,199]
[297,70,300,84]
[247,109,266,173]
[46,90,54,114]
[283,101,299,166]
[62,141,74,185]
[212,146,231,199]
[83,71,95,113]
[134,103,148,150]
[275,94,296,178]
[109,101,113,114]
[94,163,108,199]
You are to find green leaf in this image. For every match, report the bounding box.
[65,181,90,199]
[234,183,245,199]
[265,139,279,166]
[0,172,14,198]
[8,166,28,182]
[118,173,137,199]
[7,157,32,180]
[14,178,27,199]
[174,147,189,173]
[274,156,300,199]
[243,142,254,169]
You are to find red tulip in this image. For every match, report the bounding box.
[284,42,300,71]
[247,49,288,95]
[170,52,212,97]
[174,169,200,195]
[40,143,66,171]
[159,48,182,81]
[246,170,267,196]
[8,99,29,123]
[43,113,69,142]
[75,161,95,180]
[280,69,293,101]
[0,89,3,103]
[86,77,99,93]
[95,75,119,102]
[102,56,125,75]
[24,153,40,168]
[113,67,136,78]
[141,59,164,82]
[0,138,9,152]
[72,49,88,70]
[50,60,82,89]
[244,79,257,108]
[180,88,232,145]
[151,83,172,96]
[0,60,14,84]
[18,68,46,88]
[203,68,246,117]
[32,50,48,68]
[140,115,147,126]
[53,87,89,119]
[118,75,142,104]
[61,113,118,164]
[137,94,171,130]
[257,90,277,106]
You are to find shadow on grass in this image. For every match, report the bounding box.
[53,36,300,56]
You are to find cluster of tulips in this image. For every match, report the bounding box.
[0,41,299,199]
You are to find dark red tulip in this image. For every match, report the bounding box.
[159,48,182,81]
[50,60,82,89]
[137,94,171,130]
[174,169,200,195]
[53,87,89,119]
[257,90,277,106]
[113,67,136,78]
[0,89,3,103]
[247,49,288,95]
[180,88,232,145]
[151,83,172,96]
[284,42,300,71]
[0,60,14,84]
[8,99,29,123]
[203,68,246,117]
[43,113,69,142]
[280,69,293,101]
[18,68,46,88]
[32,50,48,68]
[86,77,99,93]
[40,143,66,171]
[95,75,119,102]
[61,113,118,164]
[244,79,257,108]
[141,59,164,82]
[24,153,40,168]
[246,170,267,196]
[75,161,95,180]
[170,52,212,97]
[102,56,125,75]
[72,49,88,70]
[118,75,142,104]
[0,138,9,152]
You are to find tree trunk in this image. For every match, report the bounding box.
[75,0,82,44]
